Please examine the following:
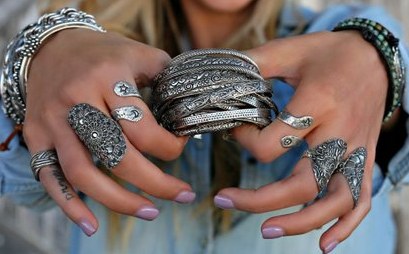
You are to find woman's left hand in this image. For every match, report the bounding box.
[214,31,388,253]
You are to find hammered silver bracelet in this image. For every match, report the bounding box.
[0,7,105,124]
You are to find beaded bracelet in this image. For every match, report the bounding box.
[333,18,406,122]
[0,7,105,124]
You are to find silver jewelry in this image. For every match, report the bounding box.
[111,105,143,122]
[169,48,259,69]
[280,135,303,148]
[30,150,59,181]
[173,108,270,129]
[152,48,278,136]
[67,103,126,169]
[113,81,141,98]
[277,111,313,130]
[0,7,105,124]
[335,147,367,208]
[303,139,347,194]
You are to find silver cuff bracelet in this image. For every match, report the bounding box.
[0,7,105,124]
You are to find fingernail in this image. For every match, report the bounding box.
[135,205,160,221]
[174,191,196,204]
[78,219,96,237]
[214,195,235,209]
[323,241,338,254]
[262,226,285,239]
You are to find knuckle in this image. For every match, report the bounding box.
[153,48,171,65]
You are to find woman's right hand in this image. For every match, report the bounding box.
[23,28,194,236]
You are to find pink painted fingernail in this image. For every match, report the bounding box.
[135,205,159,221]
[262,226,285,239]
[174,191,196,204]
[214,195,235,209]
[323,241,339,254]
[78,219,96,237]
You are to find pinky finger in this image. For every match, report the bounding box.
[319,186,372,253]
[39,164,99,237]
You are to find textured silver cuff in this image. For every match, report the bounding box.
[1,7,105,124]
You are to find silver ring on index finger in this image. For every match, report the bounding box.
[114,81,142,98]
[277,110,313,130]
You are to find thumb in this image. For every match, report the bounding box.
[127,40,171,86]
[244,35,309,85]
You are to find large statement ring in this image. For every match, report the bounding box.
[67,103,126,169]
[30,150,59,181]
[335,147,367,207]
[304,139,347,194]
[277,110,313,130]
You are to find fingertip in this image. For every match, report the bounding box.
[174,190,196,204]
[78,218,98,237]
[134,205,160,221]
[214,194,235,209]
[321,240,339,254]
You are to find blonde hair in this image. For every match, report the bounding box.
[42,0,289,251]
[43,0,284,54]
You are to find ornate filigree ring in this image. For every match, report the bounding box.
[303,139,347,195]
[68,103,126,169]
[335,147,367,208]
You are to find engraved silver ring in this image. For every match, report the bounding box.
[30,149,59,181]
[335,147,367,208]
[277,110,313,130]
[303,139,347,195]
[68,103,127,170]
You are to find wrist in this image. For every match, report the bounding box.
[333,18,406,123]
[0,7,105,125]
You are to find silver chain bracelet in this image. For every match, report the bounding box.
[0,7,105,124]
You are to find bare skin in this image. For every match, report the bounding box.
[24,0,388,251]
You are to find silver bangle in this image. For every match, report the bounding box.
[152,48,277,136]
[0,7,105,124]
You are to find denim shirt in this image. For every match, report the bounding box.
[0,3,408,254]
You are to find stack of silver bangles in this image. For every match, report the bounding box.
[152,49,279,136]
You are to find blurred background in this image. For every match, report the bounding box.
[0,0,408,253]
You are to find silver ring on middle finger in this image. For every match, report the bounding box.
[67,103,127,170]
[303,138,347,195]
